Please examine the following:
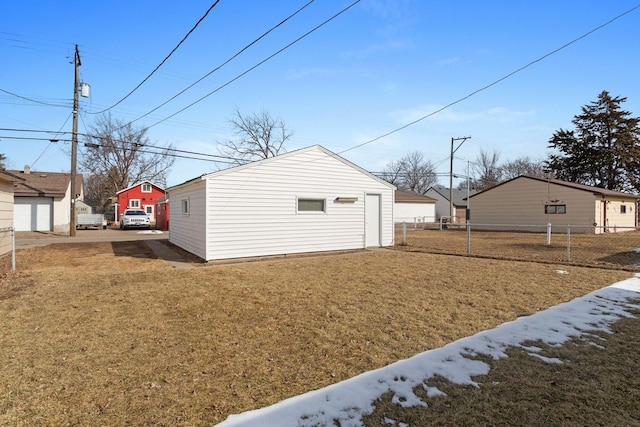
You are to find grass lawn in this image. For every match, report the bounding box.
[0,240,636,425]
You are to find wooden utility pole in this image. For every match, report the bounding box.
[70,45,80,236]
[449,136,471,221]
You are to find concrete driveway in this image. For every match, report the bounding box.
[16,227,168,249]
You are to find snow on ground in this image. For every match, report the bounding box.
[217,276,640,427]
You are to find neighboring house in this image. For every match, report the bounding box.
[469,175,639,233]
[75,200,93,215]
[155,196,169,231]
[168,145,396,261]
[0,171,20,256]
[9,166,83,232]
[425,186,477,223]
[394,189,436,223]
[115,181,166,225]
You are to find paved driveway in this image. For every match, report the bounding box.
[16,228,168,249]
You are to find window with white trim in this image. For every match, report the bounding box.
[141,183,152,193]
[297,198,326,213]
[181,199,190,215]
[129,199,140,208]
[145,205,154,215]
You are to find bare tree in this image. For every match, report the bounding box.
[472,149,502,190]
[500,156,549,180]
[80,114,175,211]
[378,159,404,187]
[218,109,293,165]
[381,151,438,194]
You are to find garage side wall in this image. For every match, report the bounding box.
[471,178,596,228]
[168,180,207,260]
[0,181,14,256]
[394,202,436,223]
[203,148,394,261]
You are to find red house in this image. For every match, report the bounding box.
[115,181,166,225]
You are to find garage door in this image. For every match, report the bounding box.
[15,197,53,231]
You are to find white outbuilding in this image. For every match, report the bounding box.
[168,145,396,261]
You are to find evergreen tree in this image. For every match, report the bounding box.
[545,91,640,192]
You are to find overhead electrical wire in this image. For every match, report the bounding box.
[1,127,242,163]
[90,0,222,114]
[134,0,362,131]
[112,0,316,127]
[0,87,69,107]
[337,2,640,156]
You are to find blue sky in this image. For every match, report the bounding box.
[1,1,639,187]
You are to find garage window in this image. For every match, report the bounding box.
[545,204,566,214]
[297,198,325,213]
[129,199,140,208]
[142,183,152,193]
[181,199,190,215]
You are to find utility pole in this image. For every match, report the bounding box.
[69,45,80,236]
[449,136,471,221]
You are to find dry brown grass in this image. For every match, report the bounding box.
[398,228,640,269]
[0,241,634,425]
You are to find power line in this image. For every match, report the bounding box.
[110,0,316,126]
[0,88,69,107]
[337,2,640,156]
[91,0,222,114]
[135,0,362,131]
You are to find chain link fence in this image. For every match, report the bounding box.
[395,222,640,270]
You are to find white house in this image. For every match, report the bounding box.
[469,175,639,233]
[394,190,436,223]
[9,166,83,233]
[168,145,396,261]
[425,186,477,223]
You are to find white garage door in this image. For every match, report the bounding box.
[15,197,53,231]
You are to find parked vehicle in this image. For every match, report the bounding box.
[120,209,151,230]
[76,213,107,229]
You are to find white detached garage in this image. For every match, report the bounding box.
[168,145,395,261]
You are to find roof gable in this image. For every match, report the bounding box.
[172,145,396,190]
[116,180,165,195]
[426,186,477,205]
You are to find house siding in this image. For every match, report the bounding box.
[470,177,638,233]
[170,146,395,261]
[0,181,14,256]
[203,149,393,260]
[168,180,208,260]
[394,202,436,223]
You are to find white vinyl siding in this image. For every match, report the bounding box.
[168,181,207,260]
[169,146,395,261]
[394,202,436,223]
[0,181,14,256]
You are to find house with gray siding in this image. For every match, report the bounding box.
[168,145,396,261]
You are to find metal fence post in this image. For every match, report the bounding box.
[466,221,471,253]
[402,222,407,246]
[566,225,571,262]
[546,223,552,245]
